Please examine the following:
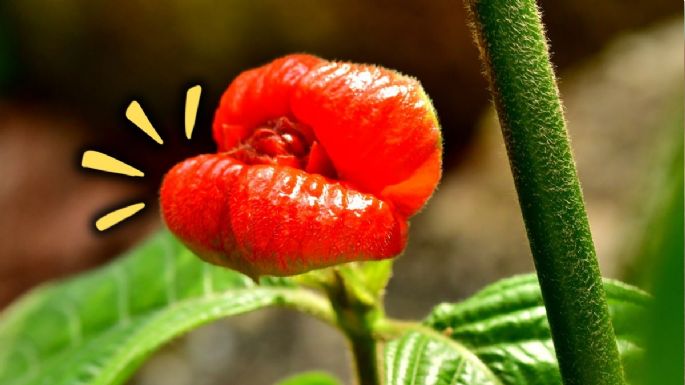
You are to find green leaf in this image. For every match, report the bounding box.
[358,260,393,298]
[274,371,343,385]
[291,260,392,304]
[332,260,394,307]
[384,274,649,385]
[0,231,332,385]
[385,329,502,385]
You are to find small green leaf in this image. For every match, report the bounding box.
[291,260,392,304]
[385,329,502,385]
[358,260,393,297]
[384,274,649,385]
[274,371,343,385]
[334,260,394,307]
[0,231,332,385]
[336,265,377,306]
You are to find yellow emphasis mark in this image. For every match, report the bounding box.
[81,151,144,177]
[96,203,145,231]
[185,85,202,139]
[126,101,164,144]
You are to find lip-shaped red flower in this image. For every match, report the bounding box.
[161,54,442,278]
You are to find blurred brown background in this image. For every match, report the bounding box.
[0,1,681,384]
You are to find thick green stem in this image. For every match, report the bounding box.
[462,1,625,384]
[347,334,380,385]
[325,271,383,385]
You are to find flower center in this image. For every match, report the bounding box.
[229,117,336,178]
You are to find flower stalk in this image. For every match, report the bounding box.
[324,270,384,385]
[462,0,625,384]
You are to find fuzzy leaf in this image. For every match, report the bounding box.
[384,274,649,385]
[385,329,502,385]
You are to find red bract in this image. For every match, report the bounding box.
[161,54,442,279]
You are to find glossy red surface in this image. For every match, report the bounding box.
[161,54,442,277]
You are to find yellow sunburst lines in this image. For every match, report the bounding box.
[81,151,144,177]
[95,203,146,231]
[126,101,164,145]
[82,85,202,231]
[185,85,202,140]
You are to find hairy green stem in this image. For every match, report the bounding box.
[462,1,625,384]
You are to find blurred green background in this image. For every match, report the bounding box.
[0,1,681,384]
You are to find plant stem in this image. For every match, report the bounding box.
[347,334,380,385]
[462,1,625,384]
[325,271,383,385]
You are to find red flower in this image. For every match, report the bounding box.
[161,54,442,278]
